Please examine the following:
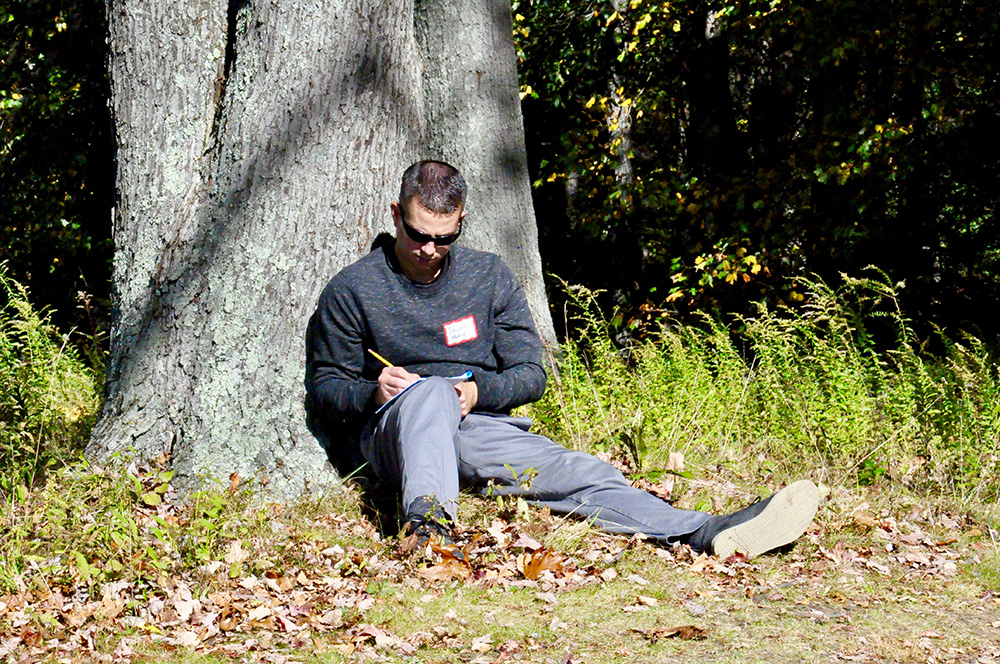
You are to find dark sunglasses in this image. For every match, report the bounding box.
[399,212,462,246]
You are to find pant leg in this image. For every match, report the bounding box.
[360,377,463,519]
[456,414,710,540]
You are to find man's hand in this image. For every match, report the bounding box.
[375,366,421,406]
[455,380,478,418]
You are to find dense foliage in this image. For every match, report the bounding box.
[0,264,102,494]
[530,275,1000,503]
[517,0,1000,338]
[0,0,112,336]
[4,0,999,344]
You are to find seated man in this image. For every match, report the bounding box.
[305,160,819,559]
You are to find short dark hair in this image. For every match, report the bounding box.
[398,160,467,214]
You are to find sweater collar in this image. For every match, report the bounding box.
[382,241,455,290]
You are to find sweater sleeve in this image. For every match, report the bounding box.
[471,262,547,412]
[305,275,378,419]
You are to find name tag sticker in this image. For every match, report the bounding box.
[443,315,479,346]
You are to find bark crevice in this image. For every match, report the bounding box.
[211,0,247,141]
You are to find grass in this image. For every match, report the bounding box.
[0,262,102,495]
[2,462,997,663]
[2,269,1000,662]
[530,271,1000,504]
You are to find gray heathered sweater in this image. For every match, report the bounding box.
[306,243,547,443]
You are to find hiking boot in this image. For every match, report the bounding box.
[400,496,466,561]
[685,479,820,559]
[401,512,454,546]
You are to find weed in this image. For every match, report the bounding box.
[0,264,102,494]
[529,272,1000,501]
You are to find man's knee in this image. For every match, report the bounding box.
[399,376,459,407]
[386,376,462,427]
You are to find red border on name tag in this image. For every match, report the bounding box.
[443,315,479,346]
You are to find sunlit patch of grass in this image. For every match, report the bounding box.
[965,547,1000,593]
[529,272,1000,503]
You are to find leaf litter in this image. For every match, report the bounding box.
[1,465,998,663]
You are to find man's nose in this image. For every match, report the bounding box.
[420,241,437,255]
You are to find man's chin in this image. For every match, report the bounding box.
[405,258,441,281]
[415,257,441,269]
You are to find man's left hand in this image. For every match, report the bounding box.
[455,381,478,418]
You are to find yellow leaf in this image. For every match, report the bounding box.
[585,97,596,109]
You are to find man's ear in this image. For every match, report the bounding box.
[390,202,404,233]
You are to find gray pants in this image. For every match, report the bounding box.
[360,377,710,540]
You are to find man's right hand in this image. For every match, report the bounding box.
[375,366,421,406]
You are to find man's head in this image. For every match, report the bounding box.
[398,160,467,213]
[391,161,467,283]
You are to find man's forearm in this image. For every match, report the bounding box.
[471,362,547,412]
[309,374,378,419]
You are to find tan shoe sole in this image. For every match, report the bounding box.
[712,479,820,559]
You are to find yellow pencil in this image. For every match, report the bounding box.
[367,348,394,367]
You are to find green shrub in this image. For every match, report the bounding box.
[0,263,103,494]
[529,273,1000,502]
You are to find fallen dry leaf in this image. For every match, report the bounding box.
[512,534,544,550]
[518,548,568,580]
[852,512,878,529]
[224,539,249,564]
[632,625,708,642]
[417,559,472,583]
[471,635,493,652]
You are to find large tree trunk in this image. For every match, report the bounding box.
[414,0,556,345]
[89,0,551,496]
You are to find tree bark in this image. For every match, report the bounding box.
[414,0,556,346]
[90,0,551,496]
